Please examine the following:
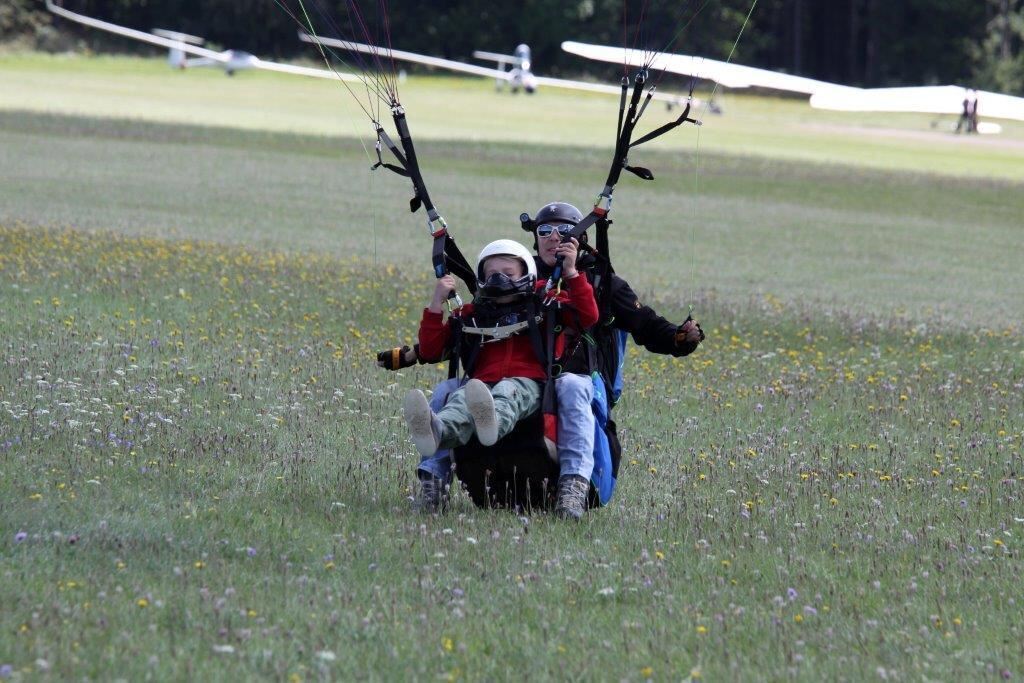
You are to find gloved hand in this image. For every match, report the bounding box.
[376,344,419,370]
[675,317,705,346]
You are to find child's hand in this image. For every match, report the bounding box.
[557,238,580,279]
[429,275,457,312]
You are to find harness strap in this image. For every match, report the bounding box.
[461,315,545,342]
[374,109,477,299]
[523,298,549,371]
[630,98,700,148]
[448,316,465,379]
[541,299,559,416]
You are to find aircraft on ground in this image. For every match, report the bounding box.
[298,33,695,108]
[562,41,1024,135]
[808,86,1022,135]
[472,44,536,93]
[45,0,359,82]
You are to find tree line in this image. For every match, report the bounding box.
[4,0,1022,94]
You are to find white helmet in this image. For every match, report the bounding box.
[475,239,537,300]
[476,239,536,281]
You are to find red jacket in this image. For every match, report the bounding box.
[418,275,598,383]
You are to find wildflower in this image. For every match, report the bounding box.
[194,561,205,570]
[442,637,454,652]
[14,531,27,543]
[695,625,708,634]
[0,665,12,679]
[787,587,798,601]
[136,598,149,608]
[246,547,257,557]
[640,666,654,677]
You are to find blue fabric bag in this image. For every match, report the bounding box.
[590,371,616,505]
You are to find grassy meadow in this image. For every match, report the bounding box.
[1,53,1023,680]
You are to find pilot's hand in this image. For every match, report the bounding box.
[376,345,418,370]
[675,318,705,345]
[556,238,580,279]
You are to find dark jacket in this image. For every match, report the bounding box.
[536,254,700,380]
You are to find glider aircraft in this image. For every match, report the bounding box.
[45,0,359,82]
[297,33,696,108]
[562,41,1024,135]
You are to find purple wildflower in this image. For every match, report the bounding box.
[0,664,12,678]
[246,547,257,558]
[14,531,27,544]
[787,587,798,602]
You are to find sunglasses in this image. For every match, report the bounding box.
[536,223,575,238]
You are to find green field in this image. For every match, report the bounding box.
[1,54,1022,680]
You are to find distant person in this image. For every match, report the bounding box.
[956,88,979,134]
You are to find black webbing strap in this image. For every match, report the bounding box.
[523,297,548,370]
[630,97,699,148]
[568,74,699,243]
[438,234,477,292]
[373,110,477,296]
[541,300,558,416]
[448,316,463,379]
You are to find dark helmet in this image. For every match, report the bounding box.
[520,201,583,233]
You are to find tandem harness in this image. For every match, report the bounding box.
[447,294,570,434]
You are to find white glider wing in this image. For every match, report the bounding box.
[46,1,359,82]
[472,50,524,66]
[532,74,691,106]
[245,57,360,82]
[45,0,227,62]
[299,34,513,81]
[562,40,844,96]
[300,34,690,104]
[810,85,1024,123]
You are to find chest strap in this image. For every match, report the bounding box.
[461,315,544,342]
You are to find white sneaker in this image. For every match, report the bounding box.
[464,378,498,446]
[403,389,438,457]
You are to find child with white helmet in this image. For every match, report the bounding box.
[403,238,598,513]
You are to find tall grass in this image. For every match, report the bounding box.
[1,61,1022,679]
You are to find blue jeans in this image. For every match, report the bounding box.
[554,373,595,480]
[416,374,595,482]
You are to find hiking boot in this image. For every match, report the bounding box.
[403,389,440,457]
[464,378,498,446]
[416,475,448,513]
[554,474,590,521]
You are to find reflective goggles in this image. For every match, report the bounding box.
[536,223,575,239]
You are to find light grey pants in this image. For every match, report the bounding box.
[435,377,542,449]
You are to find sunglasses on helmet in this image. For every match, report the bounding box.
[536,223,575,238]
